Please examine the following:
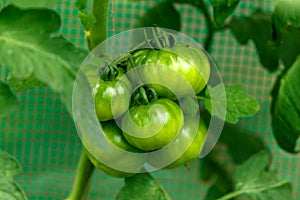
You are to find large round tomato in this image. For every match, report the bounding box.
[85,121,144,178]
[93,70,132,121]
[165,117,207,169]
[127,43,210,99]
[121,98,184,151]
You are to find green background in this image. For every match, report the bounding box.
[0,0,299,199]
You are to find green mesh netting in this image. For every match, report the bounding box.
[0,1,299,199]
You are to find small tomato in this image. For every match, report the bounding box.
[85,121,144,178]
[94,70,132,121]
[121,98,184,151]
[128,43,210,99]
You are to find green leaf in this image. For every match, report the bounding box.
[278,26,300,68]
[272,56,300,153]
[199,154,234,199]
[0,81,19,118]
[230,10,280,72]
[0,6,88,113]
[0,150,27,200]
[172,0,194,3]
[78,11,96,30]
[271,26,300,114]
[217,151,293,200]
[75,0,87,10]
[135,1,181,31]
[272,0,300,45]
[0,149,21,180]
[204,185,223,200]
[199,153,233,184]
[273,0,300,28]
[116,173,171,200]
[200,124,265,199]
[235,151,270,184]
[8,74,46,91]
[210,0,240,26]
[204,84,260,124]
[204,180,232,200]
[0,179,27,200]
[7,0,61,8]
[200,123,266,199]
[231,10,300,71]
[75,0,96,30]
[220,123,266,164]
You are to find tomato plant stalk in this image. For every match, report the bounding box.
[87,0,109,50]
[197,0,215,52]
[67,0,109,199]
[66,151,94,200]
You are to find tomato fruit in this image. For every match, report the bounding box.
[94,70,132,121]
[179,96,199,117]
[127,43,210,99]
[165,117,207,169]
[85,121,144,178]
[121,98,184,151]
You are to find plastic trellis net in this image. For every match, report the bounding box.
[0,1,299,199]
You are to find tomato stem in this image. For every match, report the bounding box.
[112,53,136,70]
[152,28,163,49]
[87,0,109,49]
[132,86,159,105]
[197,95,209,101]
[68,0,109,199]
[99,52,135,81]
[151,27,176,48]
[65,150,94,200]
[193,0,215,52]
[146,87,159,102]
[140,27,176,49]
[100,64,119,81]
[202,9,215,51]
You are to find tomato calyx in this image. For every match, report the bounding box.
[131,86,159,106]
[143,28,176,49]
[98,63,121,81]
[150,29,175,49]
[99,54,131,81]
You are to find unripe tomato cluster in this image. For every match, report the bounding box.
[89,42,211,178]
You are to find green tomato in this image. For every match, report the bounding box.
[121,98,184,151]
[128,43,210,99]
[85,121,143,178]
[94,71,132,121]
[179,96,200,117]
[165,117,207,169]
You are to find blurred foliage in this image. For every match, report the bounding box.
[0,149,27,200]
[0,0,299,199]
